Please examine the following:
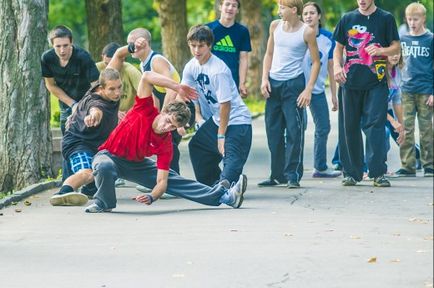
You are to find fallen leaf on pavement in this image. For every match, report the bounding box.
[367,257,377,263]
[390,259,400,263]
[409,218,429,224]
[24,200,31,206]
[15,208,22,213]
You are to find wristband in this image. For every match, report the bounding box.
[127,42,135,53]
[147,194,154,204]
[217,134,225,139]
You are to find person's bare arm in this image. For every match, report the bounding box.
[44,77,76,107]
[365,40,401,57]
[261,20,278,99]
[107,46,129,72]
[152,57,178,108]
[217,101,231,156]
[134,169,168,204]
[139,71,198,101]
[327,59,338,111]
[84,107,103,127]
[297,25,320,107]
[333,42,346,84]
[239,51,249,98]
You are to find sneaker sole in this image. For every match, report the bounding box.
[312,173,342,178]
[373,182,391,187]
[50,193,88,206]
[234,175,247,209]
[85,205,112,213]
[342,181,357,186]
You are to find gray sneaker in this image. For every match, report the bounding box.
[115,178,126,187]
[312,168,342,178]
[85,203,112,213]
[373,175,391,187]
[50,192,88,206]
[229,174,247,209]
[342,176,357,186]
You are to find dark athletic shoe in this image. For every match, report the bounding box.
[373,175,391,187]
[394,168,416,177]
[257,178,285,187]
[342,176,357,186]
[287,181,300,189]
[424,168,434,177]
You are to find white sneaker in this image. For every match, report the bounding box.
[115,178,126,187]
[85,203,112,213]
[50,192,88,206]
[229,174,247,209]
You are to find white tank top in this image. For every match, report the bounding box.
[269,21,307,81]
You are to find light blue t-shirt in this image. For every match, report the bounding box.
[303,28,335,94]
[182,55,251,126]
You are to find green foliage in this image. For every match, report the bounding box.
[50,94,60,127]
[244,98,265,115]
[48,0,88,47]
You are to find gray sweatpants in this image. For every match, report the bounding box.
[92,150,228,209]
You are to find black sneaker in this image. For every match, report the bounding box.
[342,176,357,186]
[424,168,434,177]
[394,168,416,177]
[373,175,391,187]
[287,180,300,189]
[257,178,285,187]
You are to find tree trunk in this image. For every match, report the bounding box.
[241,0,265,99]
[0,0,53,193]
[85,0,124,60]
[154,0,190,73]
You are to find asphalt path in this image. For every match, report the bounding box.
[0,103,432,288]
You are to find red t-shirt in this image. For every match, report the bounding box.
[99,96,173,170]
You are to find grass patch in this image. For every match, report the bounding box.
[50,94,61,127]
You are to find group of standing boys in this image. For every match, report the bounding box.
[42,0,433,212]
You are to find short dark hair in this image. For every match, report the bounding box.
[99,68,120,88]
[162,101,191,127]
[187,25,214,46]
[48,25,73,44]
[102,42,120,58]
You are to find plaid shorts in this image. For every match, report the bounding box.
[69,152,94,174]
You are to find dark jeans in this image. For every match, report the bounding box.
[265,75,306,182]
[188,119,252,186]
[308,92,331,171]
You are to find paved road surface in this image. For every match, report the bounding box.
[0,106,432,288]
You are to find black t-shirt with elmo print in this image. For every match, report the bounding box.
[333,8,399,90]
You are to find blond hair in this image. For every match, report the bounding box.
[405,2,426,17]
[279,0,304,15]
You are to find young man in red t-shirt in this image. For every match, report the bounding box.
[85,69,247,213]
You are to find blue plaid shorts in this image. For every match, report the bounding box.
[69,152,94,174]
